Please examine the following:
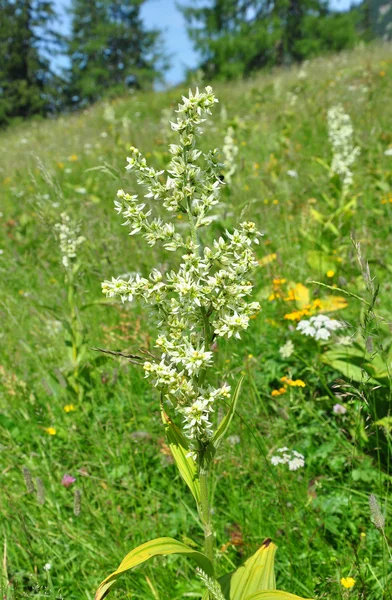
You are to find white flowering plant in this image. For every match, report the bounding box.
[327,104,360,193]
[95,87,312,600]
[52,212,90,401]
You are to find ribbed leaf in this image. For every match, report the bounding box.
[162,410,200,503]
[212,376,244,450]
[95,537,213,600]
[221,539,276,600]
[244,592,313,600]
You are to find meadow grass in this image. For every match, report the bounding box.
[0,42,392,599]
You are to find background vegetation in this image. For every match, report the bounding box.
[0,39,391,598]
[0,0,384,126]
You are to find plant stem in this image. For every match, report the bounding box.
[199,466,214,570]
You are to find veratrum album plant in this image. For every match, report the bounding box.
[97,87,312,600]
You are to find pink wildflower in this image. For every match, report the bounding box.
[62,474,76,488]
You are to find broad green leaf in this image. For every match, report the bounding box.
[162,410,200,504]
[220,539,277,600]
[322,354,379,385]
[95,537,213,600]
[244,591,313,600]
[212,376,244,450]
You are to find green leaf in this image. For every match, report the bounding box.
[244,592,313,600]
[162,410,200,504]
[220,539,276,600]
[322,351,379,385]
[212,376,244,450]
[95,537,213,600]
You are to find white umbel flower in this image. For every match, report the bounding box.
[270,448,305,471]
[297,314,344,341]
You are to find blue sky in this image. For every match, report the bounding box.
[54,0,362,85]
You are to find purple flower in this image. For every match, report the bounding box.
[61,474,76,488]
[333,403,347,415]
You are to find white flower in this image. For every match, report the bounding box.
[279,340,294,358]
[297,314,344,340]
[270,448,305,470]
[287,169,298,178]
[43,563,52,571]
[227,435,240,446]
[222,126,238,185]
[328,104,360,191]
[288,456,305,471]
[333,403,347,415]
[102,87,260,454]
[384,148,392,156]
[54,212,85,269]
[296,320,316,337]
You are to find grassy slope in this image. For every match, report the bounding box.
[0,43,392,599]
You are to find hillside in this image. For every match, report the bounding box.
[1,42,392,599]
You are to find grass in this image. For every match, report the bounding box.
[1,41,392,599]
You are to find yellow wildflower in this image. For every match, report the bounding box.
[64,404,76,413]
[284,309,310,321]
[273,278,286,286]
[281,376,306,388]
[340,577,355,589]
[259,253,277,267]
[326,270,335,278]
[284,289,296,302]
[311,299,322,309]
[44,427,56,435]
[379,71,386,77]
[2,177,11,185]
[271,387,287,397]
[56,162,64,169]
[69,154,78,161]
[273,199,279,205]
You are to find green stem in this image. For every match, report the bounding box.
[199,465,214,570]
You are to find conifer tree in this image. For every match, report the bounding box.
[67,0,166,108]
[180,0,361,80]
[0,0,61,125]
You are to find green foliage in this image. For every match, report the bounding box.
[67,0,167,108]
[0,0,62,126]
[95,537,214,599]
[0,43,392,600]
[181,0,364,80]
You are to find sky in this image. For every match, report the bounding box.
[54,0,363,85]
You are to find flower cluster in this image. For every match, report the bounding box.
[222,126,238,185]
[270,447,305,471]
[297,314,344,340]
[102,87,261,455]
[327,104,360,190]
[54,212,85,269]
[279,340,294,358]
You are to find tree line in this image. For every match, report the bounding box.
[0,0,377,126]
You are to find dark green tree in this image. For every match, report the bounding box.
[0,0,62,125]
[67,0,167,108]
[181,0,361,80]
